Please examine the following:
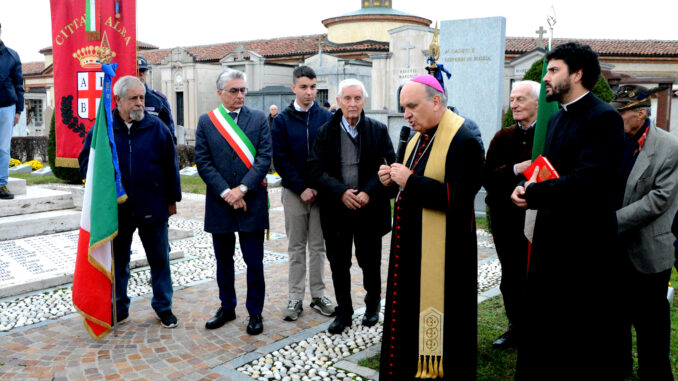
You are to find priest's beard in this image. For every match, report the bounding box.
[130,109,145,122]
[546,80,571,103]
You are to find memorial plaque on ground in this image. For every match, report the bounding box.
[0,230,183,297]
[440,17,506,150]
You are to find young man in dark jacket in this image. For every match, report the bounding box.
[79,76,182,329]
[0,22,24,199]
[272,66,335,321]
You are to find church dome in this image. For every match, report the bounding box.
[322,1,431,44]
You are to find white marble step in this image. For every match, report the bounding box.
[0,187,75,218]
[7,177,26,196]
[0,209,81,241]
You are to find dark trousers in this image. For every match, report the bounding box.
[212,231,265,315]
[490,214,528,332]
[325,227,382,320]
[620,261,673,381]
[114,219,172,315]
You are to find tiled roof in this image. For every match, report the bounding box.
[39,40,159,54]
[139,49,172,65]
[506,37,678,56]
[139,34,388,64]
[22,62,46,75]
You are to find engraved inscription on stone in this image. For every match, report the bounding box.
[0,230,147,288]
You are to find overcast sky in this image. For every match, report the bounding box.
[2,0,677,63]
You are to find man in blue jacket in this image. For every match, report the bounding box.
[195,68,271,335]
[79,76,182,328]
[272,66,334,321]
[0,22,24,200]
[137,56,175,143]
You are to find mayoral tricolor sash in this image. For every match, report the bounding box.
[207,105,257,169]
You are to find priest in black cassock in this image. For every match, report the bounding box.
[511,42,625,380]
[377,75,483,380]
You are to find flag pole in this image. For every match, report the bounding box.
[112,240,118,335]
[547,5,556,51]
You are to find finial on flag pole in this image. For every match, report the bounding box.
[425,22,451,93]
[547,5,557,50]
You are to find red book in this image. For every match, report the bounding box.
[523,155,560,182]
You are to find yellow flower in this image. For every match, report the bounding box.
[24,160,43,171]
[9,158,21,167]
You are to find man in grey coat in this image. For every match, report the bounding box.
[195,68,272,335]
[613,85,678,380]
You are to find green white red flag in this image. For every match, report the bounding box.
[72,72,125,340]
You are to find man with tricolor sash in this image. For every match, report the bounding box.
[377,75,484,380]
[195,68,272,336]
[79,75,182,330]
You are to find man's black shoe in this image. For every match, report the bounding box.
[205,307,236,330]
[362,311,379,327]
[328,316,352,334]
[246,314,263,335]
[0,185,14,200]
[157,309,179,328]
[492,330,516,349]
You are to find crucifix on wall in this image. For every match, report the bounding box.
[401,41,415,68]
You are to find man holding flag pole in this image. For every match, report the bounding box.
[511,40,625,379]
[77,73,182,337]
[72,62,126,340]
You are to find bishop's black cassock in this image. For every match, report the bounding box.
[379,111,483,380]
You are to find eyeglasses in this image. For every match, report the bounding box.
[223,87,248,95]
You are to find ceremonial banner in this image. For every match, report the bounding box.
[50,0,136,167]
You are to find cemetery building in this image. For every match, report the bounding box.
[19,0,678,142]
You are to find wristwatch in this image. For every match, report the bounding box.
[239,184,248,193]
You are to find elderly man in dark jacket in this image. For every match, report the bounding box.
[195,68,272,335]
[0,22,24,200]
[308,78,396,334]
[79,75,182,328]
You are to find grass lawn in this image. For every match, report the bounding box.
[476,216,489,231]
[180,175,206,194]
[10,174,207,195]
[9,174,207,195]
[10,172,72,185]
[353,268,678,380]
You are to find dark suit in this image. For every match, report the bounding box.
[616,124,678,380]
[518,92,625,380]
[195,105,271,315]
[307,110,395,319]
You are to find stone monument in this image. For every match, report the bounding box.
[440,17,506,149]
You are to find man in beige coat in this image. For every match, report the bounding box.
[614,85,678,381]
